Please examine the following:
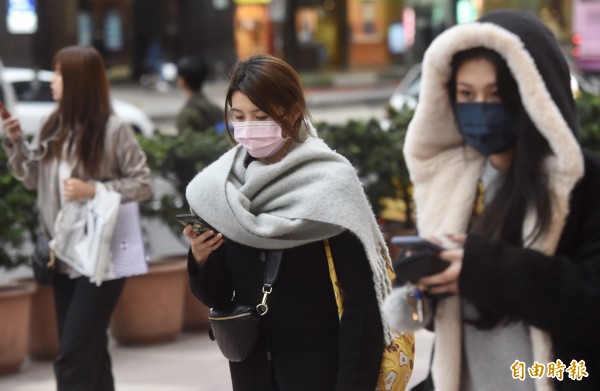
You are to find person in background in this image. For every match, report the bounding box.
[2,46,152,391]
[384,10,600,391]
[183,54,397,390]
[175,56,224,133]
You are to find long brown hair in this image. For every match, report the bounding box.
[448,47,552,330]
[40,46,112,178]
[224,54,312,143]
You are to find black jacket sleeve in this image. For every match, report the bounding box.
[329,231,383,390]
[460,235,600,345]
[459,152,600,347]
[187,244,234,309]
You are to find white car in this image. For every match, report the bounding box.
[0,59,17,116]
[387,63,421,113]
[1,67,156,137]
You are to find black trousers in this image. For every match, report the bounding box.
[52,272,126,391]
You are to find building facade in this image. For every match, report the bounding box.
[0,0,583,80]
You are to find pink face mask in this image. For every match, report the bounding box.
[233,121,289,158]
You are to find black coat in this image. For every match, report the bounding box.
[460,151,600,390]
[188,230,383,391]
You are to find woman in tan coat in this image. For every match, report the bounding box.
[2,46,152,391]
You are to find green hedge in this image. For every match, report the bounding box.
[0,145,38,269]
[577,92,600,156]
[137,129,232,239]
[317,111,414,227]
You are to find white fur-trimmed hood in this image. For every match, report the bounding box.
[395,12,584,391]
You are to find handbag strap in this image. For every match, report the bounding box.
[263,250,283,289]
[256,250,283,316]
[324,239,345,319]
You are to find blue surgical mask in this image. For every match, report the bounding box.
[454,103,517,156]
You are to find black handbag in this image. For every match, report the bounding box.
[208,250,283,362]
[31,229,56,286]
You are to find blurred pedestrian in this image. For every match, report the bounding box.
[2,45,152,391]
[183,54,398,390]
[384,10,600,391]
[176,56,224,133]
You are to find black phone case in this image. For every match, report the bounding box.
[393,249,451,286]
[391,236,444,252]
[175,214,219,235]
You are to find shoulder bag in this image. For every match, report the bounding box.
[324,239,415,391]
[49,186,121,285]
[50,189,148,286]
[208,250,283,362]
[31,228,56,285]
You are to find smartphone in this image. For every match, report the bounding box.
[0,101,11,120]
[391,236,444,253]
[175,213,220,236]
[392,237,451,285]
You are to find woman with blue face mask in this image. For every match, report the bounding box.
[384,10,600,391]
[182,54,411,391]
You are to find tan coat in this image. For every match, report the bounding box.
[3,115,152,238]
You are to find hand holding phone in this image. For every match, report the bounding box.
[176,213,220,236]
[391,236,450,287]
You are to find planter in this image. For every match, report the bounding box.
[183,278,210,331]
[28,283,59,360]
[0,281,36,375]
[110,255,187,345]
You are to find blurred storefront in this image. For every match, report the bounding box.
[234,0,273,60]
[77,0,135,79]
[0,0,236,80]
[453,0,573,42]
[348,0,398,67]
[281,0,348,71]
[0,0,589,78]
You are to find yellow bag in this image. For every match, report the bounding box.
[324,240,414,391]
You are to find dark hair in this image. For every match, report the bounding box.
[448,47,552,329]
[224,54,312,143]
[40,46,111,178]
[177,56,209,92]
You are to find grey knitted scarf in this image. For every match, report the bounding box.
[186,134,394,343]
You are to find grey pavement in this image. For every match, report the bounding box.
[0,329,433,390]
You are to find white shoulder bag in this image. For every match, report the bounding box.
[50,186,121,285]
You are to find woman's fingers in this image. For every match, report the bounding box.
[445,233,467,245]
[409,233,467,296]
[3,117,23,142]
[62,178,95,200]
[437,248,463,263]
[182,224,195,238]
[420,261,459,286]
[419,258,462,294]
[186,226,223,264]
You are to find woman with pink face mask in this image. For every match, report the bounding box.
[183,54,398,390]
